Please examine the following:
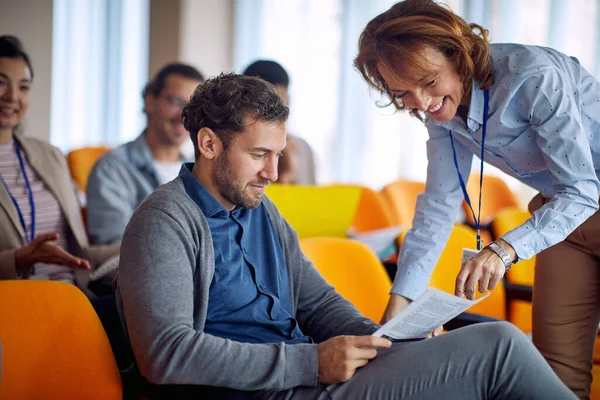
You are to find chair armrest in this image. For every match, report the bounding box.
[504,282,533,303]
[444,312,500,331]
[382,261,397,281]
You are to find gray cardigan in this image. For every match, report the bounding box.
[115,178,378,392]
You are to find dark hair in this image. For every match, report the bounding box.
[242,60,289,88]
[181,72,289,159]
[354,0,493,120]
[143,63,204,98]
[0,36,34,80]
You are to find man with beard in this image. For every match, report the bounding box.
[114,73,576,400]
[86,63,203,245]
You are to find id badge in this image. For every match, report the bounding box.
[461,248,479,265]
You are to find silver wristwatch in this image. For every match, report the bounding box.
[485,241,512,271]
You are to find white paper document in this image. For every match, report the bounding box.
[373,288,490,340]
[89,255,120,281]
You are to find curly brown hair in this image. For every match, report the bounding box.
[354,0,494,119]
[181,72,289,159]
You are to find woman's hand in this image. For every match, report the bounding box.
[454,239,515,300]
[380,294,411,324]
[15,232,90,273]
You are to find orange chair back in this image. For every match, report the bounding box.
[399,224,507,320]
[380,179,426,227]
[67,146,111,192]
[463,174,520,226]
[490,207,534,285]
[0,281,122,400]
[490,207,535,332]
[300,237,391,322]
[334,185,394,233]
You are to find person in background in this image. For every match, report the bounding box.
[354,0,600,397]
[243,60,317,185]
[0,35,119,296]
[115,72,575,400]
[86,63,204,245]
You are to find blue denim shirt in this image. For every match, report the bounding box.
[179,163,310,344]
[393,43,600,299]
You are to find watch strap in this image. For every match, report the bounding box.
[486,241,512,271]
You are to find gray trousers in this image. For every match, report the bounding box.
[257,322,576,400]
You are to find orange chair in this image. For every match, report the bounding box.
[0,281,122,400]
[350,186,395,233]
[67,146,111,192]
[398,224,507,320]
[380,179,426,227]
[463,173,521,227]
[592,364,600,399]
[490,208,534,286]
[490,207,534,333]
[300,237,391,322]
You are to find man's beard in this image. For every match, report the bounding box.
[212,151,270,209]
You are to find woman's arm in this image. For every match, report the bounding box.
[392,124,472,300]
[501,68,600,260]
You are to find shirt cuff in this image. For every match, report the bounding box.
[390,266,430,301]
[501,224,547,261]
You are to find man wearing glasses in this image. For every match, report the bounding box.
[87,63,204,245]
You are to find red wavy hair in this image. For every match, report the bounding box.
[354,0,494,119]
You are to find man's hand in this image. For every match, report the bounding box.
[318,335,391,384]
[380,294,410,324]
[455,239,515,300]
[15,233,91,273]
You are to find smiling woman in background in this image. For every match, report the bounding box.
[0,35,119,296]
[355,0,600,398]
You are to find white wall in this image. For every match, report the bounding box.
[149,0,181,77]
[0,0,54,142]
[0,0,235,143]
[179,0,234,77]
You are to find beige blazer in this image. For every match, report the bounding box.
[0,134,120,295]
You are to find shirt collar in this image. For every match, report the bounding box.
[129,131,192,169]
[179,163,229,218]
[128,131,155,170]
[466,81,485,127]
[432,79,485,133]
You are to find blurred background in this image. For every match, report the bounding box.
[2,0,599,204]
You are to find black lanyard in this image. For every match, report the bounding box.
[0,139,35,243]
[448,89,489,250]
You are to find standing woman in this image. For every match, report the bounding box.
[0,36,119,296]
[355,0,600,398]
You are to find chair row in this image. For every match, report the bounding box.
[3,242,600,398]
[265,173,521,238]
[64,145,521,237]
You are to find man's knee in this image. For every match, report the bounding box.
[471,321,529,351]
[485,321,524,337]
